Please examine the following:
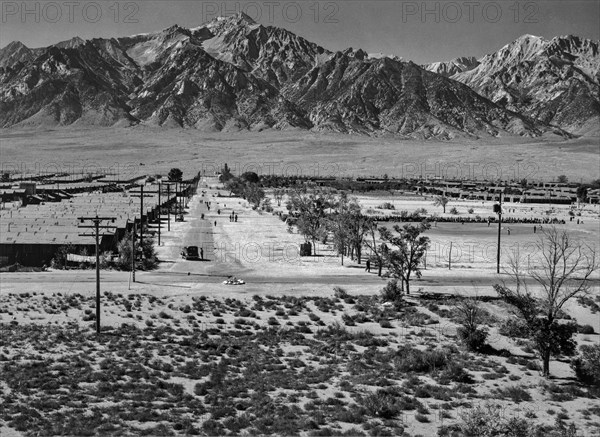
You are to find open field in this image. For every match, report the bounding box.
[1,127,600,182]
[1,174,600,436]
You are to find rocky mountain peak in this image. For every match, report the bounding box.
[0,24,594,138]
[53,36,86,49]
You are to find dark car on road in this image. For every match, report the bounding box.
[181,246,200,260]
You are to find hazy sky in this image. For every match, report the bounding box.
[1,0,599,64]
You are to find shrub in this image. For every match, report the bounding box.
[441,403,578,437]
[438,362,474,384]
[571,344,600,386]
[577,324,595,334]
[379,320,393,329]
[362,390,401,419]
[415,413,429,423]
[450,404,530,436]
[380,279,404,309]
[334,287,349,299]
[495,386,532,403]
[499,317,529,338]
[395,347,448,373]
[342,313,356,326]
[457,326,488,352]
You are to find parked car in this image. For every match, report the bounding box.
[181,246,200,260]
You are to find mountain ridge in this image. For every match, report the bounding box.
[1,14,596,138]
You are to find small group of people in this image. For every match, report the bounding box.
[229,212,238,222]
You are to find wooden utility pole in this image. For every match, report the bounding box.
[157,183,161,246]
[496,191,503,274]
[78,215,116,334]
[162,181,182,224]
[130,184,158,251]
[167,184,171,231]
[131,222,136,283]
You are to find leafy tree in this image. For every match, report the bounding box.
[241,171,260,184]
[433,195,450,213]
[379,222,431,294]
[117,231,158,270]
[287,188,334,256]
[168,168,183,182]
[225,178,245,196]
[225,177,264,208]
[576,186,588,205]
[244,184,265,209]
[557,174,568,183]
[494,227,598,377]
[219,163,233,183]
[51,244,76,269]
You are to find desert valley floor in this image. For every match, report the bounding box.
[1,128,599,436]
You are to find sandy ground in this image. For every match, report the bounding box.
[2,127,599,182]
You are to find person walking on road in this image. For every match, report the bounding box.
[365,260,371,273]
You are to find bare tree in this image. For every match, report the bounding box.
[454,295,488,352]
[433,195,450,214]
[329,192,351,265]
[344,199,369,264]
[494,227,598,377]
[363,220,386,276]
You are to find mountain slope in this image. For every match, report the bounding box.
[286,53,542,138]
[452,35,600,136]
[424,56,480,77]
[195,13,331,88]
[0,41,35,70]
[0,15,585,138]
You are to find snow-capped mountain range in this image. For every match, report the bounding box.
[1,14,598,138]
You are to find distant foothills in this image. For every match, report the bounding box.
[1,13,598,139]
